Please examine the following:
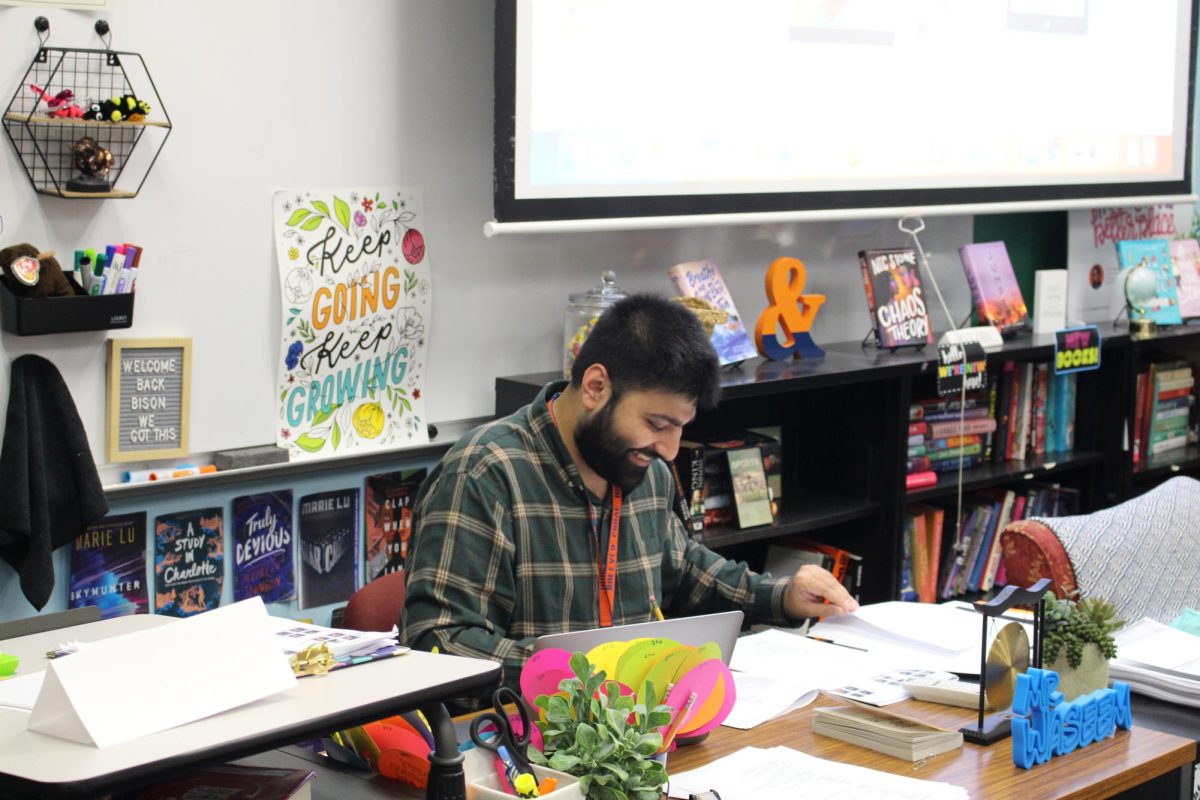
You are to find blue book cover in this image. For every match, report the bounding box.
[232,490,295,603]
[1115,239,1183,325]
[899,514,918,602]
[154,507,224,617]
[298,488,360,609]
[69,512,148,618]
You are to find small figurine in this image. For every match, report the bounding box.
[80,94,151,123]
[66,136,115,193]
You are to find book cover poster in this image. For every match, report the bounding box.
[958,241,1029,334]
[273,187,431,460]
[298,488,360,609]
[1168,239,1200,319]
[68,512,148,618]
[232,490,295,603]
[858,248,933,348]
[727,447,773,529]
[154,507,223,617]
[364,468,426,582]
[1066,205,1185,323]
[1115,238,1183,325]
[666,260,759,365]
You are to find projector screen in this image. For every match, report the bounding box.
[492,0,1197,231]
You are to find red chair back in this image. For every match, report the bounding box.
[341,569,407,632]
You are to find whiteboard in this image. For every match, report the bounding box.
[0,0,976,485]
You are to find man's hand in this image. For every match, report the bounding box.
[783,563,860,620]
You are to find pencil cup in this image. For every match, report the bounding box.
[467,767,582,800]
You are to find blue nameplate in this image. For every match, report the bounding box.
[1011,667,1133,769]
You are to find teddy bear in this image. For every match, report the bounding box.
[0,244,75,298]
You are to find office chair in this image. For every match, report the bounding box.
[340,569,406,632]
[0,605,100,642]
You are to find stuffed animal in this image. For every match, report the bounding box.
[0,244,75,298]
[80,94,151,123]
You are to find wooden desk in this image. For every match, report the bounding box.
[668,696,1196,800]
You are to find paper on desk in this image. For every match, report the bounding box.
[724,630,914,728]
[0,672,44,711]
[1113,618,1200,675]
[27,597,297,748]
[666,745,969,800]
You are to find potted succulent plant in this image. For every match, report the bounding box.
[1042,592,1123,701]
[530,652,673,800]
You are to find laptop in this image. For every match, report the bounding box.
[530,610,744,665]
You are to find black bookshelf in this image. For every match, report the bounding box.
[495,323,1190,603]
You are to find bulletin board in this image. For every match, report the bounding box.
[106,337,190,463]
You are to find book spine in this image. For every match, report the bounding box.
[928,418,997,438]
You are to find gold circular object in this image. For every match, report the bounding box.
[983,621,1030,711]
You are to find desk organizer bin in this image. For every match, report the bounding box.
[0,277,134,335]
[468,767,582,800]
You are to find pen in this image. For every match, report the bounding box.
[805,635,869,652]
[649,593,666,622]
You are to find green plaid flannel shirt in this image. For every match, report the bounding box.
[401,382,789,689]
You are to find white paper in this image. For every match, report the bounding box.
[1114,618,1200,675]
[813,602,981,654]
[264,616,399,659]
[667,745,969,800]
[27,597,297,748]
[0,672,45,711]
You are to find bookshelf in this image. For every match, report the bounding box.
[496,321,1182,604]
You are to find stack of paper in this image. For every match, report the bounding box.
[667,745,969,800]
[1110,618,1200,707]
[264,616,403,660]
[812,702,964,761]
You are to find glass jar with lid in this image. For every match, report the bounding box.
[563,270,626,378]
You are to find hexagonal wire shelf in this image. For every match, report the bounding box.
[3,44,171,198]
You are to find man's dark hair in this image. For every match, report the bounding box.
[570,293,721,409]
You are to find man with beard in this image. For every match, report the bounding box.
[402,294,857,689]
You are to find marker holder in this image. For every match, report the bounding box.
[0,275,134,335]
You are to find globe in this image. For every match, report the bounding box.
[1124,263,1158,315]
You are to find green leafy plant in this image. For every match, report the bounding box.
[530,652,673,800]
[1043,592,1123,668]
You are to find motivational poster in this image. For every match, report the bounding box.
[298,488,360,609]
[273,188,431,459]
[363,468,426,582]
[232,491,295,603]
[68,512,148,618]
[154,507,223,617]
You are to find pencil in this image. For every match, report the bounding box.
[649,593,666,622]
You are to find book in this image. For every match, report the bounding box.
[857,247,934,348]
[232,491,295,603]
[671,441,706,538]
[958,241,1029,335]
[116,764,316,799]
[727,446,774,528]
[364,469,427,581]
[69,512,148,618]
[154,507,224,617]
[899,513,919,602]
[1169,238,1200,319]
[298,488,361,609]
[906,504,944,603]
[666,259,759,365]
[813,700,964,761]
[1116,238,1184,325]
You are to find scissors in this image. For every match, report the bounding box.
[469,686,534,775]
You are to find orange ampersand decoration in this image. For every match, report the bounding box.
[754,257,826,360]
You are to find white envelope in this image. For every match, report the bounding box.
[27,597,297,748]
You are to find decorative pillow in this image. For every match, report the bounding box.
[999,520,1078,599]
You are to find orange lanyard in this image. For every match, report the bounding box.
[587,487,622,628]
[549,397,622,627]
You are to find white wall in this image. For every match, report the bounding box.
[0,0,976,479]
